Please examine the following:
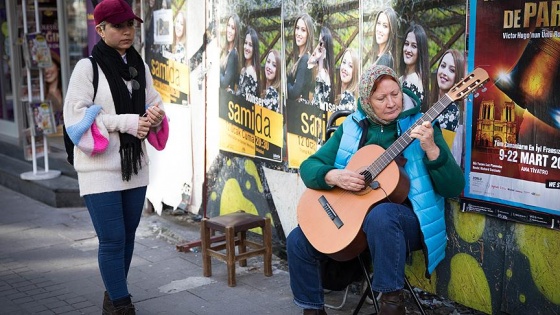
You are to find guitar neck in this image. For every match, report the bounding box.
[366,94,454,179]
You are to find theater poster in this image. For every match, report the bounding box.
[463,0,560,228]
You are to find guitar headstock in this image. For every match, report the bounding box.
[447,68,490,102]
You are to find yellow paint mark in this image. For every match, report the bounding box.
[452,202,485,243]
[266,213,275,226]
[498,233,503,239]
[448,253,492,313]
[506,268,512,279]
[227,158,232,166]
[405,251,436,293]
[219,178,262,234]
[519,294,526,303]
[210,191,217,201]
[515,224,560,304]
[244,159,264,192]
[245,180,251,190]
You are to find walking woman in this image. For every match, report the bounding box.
[63,0,169,313]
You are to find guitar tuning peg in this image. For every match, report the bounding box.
[481,87,488,92]
[474,92,480,98]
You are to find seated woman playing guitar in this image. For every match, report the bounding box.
[288,65,465,315]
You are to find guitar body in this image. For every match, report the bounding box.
[297,144,410,261]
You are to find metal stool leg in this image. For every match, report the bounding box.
[353,255,379,315]
[405,276,427,315]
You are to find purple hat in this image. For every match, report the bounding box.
[94,0,143,26]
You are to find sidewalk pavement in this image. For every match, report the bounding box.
[0,184,375,315]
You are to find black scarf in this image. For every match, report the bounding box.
[92,39,146,181]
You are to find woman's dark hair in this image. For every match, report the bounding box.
[318,26,335,104]
[244,26,261,96]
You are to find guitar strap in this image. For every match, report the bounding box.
[357,118,370,148]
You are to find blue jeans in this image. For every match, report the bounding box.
[287,202,422,309]
[83,186,146,302]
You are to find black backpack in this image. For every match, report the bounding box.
[63,56,98,165]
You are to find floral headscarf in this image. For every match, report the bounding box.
[358,65,400,125]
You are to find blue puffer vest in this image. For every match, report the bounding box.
[334,110,446,275]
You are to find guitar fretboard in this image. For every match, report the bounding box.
[364,94,454,181]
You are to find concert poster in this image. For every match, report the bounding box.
[144,0,190,105]
[218,90,283,162]
[286,99,326,168]
[463,0,560,221]
[283,0,360,168]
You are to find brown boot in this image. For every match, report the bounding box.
[112,302,136,315]
[102,291,112,315]
[379,290,405,315]
[303,307,327,315]
[103,292,136,315]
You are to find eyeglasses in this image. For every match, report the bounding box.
[129,67,140,90]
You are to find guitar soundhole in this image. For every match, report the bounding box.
[360,170,373,184]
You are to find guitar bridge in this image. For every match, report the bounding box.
[318,195,343,229]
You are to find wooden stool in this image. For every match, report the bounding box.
[201,211,272,287]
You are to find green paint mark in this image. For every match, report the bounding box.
[519,294,526,303]
[515,224,560,304]
[452,202,485,243]
[244,160,264,192]
[506,268,512,279]
[448,253,492,313]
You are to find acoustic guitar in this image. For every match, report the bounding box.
[297,68,489,261]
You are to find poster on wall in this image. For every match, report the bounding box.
[217,3,284,163]
[463,0,560,227]
[284,0,360,168]
[144,0,189,105]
